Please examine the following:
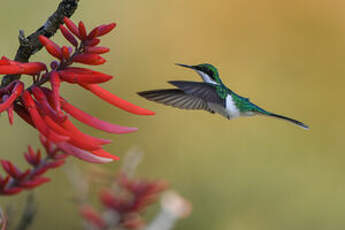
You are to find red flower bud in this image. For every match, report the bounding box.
[80,205,106,228]
[72,53,106,65]
[2,187,23,195]
[20,177,50,189]
[78,21,87,41]
[0,81,24,113]
[84,38,100,47]
[60,25,78,47]
[0,160,22,179]
[63,17,80,39]
[39,35,62,59]
[58,67,112,84]
[88,23,116,38]
[99,189,118,209]
[32,166,49,177]
[85,46,110,54]
[61,46,71,60]
[24,146,41,166]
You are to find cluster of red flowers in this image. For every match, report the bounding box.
[0,17,154,195]
[80,173,168,229]
[0,136,66,195]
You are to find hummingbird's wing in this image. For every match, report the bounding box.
[138,89,213,111]
[168,81,225,105]
[137,81,224,112]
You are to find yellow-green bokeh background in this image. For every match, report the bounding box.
[1,0,345,229]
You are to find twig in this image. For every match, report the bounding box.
[15,193,36,230]
[2,0,79,87]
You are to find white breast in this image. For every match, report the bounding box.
[225,94,241,119]
[206,94,241,120]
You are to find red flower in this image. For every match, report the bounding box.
[0,17,155,195]
[0,137,66,195]
[80,169,168,230]
[80,84,155,115]
[79,205,106,229]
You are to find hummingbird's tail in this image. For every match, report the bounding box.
[264,112,309,129]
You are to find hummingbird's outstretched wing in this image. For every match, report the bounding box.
[168,81,225,105]
[137,81,224,112]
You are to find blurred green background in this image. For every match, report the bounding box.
[1,0,345,229]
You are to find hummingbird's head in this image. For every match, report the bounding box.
[176,63,222,85]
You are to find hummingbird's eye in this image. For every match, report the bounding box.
[206,69,216,81]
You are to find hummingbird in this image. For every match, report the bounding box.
[138,63,308,129]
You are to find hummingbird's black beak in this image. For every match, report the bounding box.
[175,63,196,70]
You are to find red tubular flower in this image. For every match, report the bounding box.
[50,71,61,112]
[72,53,106,65]
[22,91,69,143]
[20,62,47,75]
[31,87,66,123]
[56,142,113,163]
[58,67,112,84]
[61,99,138,134]
[80,84,155,115]
[0,81,24,113]
[40,87,138,134]
[13,104,34,127]
[44,117,103,151]
[0,58,23,74]
[92,149,120,161]
[59,118,111,146]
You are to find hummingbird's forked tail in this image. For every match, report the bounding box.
[265,112,309,129]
